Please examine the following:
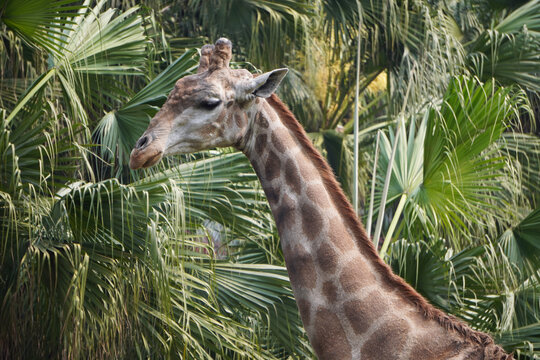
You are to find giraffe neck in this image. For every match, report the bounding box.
[239,95,510,360]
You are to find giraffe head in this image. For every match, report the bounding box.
[129,38,288,169]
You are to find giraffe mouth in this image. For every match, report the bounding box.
[129,148,163,170]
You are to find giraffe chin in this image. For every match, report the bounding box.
[129,149,163,170]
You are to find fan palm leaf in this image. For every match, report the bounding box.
[5,0,147,126]
[0,0,83,54]
[55,152,306,358]
[2,150,308,358]
[466,0,540,91]
[370,76,527,252]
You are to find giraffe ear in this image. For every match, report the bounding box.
[197,44,214,74]
[245,68,289,98]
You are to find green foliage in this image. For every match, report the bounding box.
[1,0,539,358]
[420,78,519,239]
[0,0,83,54]
[499,206,540,274]
[371,77,528,248]
[0,1,310,358]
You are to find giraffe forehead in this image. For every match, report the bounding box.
[167,68,254,106]
[170,76,221,101]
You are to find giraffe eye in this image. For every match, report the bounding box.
[200,98,222,110]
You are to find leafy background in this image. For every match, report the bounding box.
[0,0,539,359]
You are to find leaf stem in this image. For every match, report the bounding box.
[379,192,407,258]
[352,6,363,213]
[366,131,381,238]
[372,117,403,248]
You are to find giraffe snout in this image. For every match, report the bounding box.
[130,133,164,170]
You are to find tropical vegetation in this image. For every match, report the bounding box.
[0,0,539,359]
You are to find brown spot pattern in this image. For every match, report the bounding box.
[312,308,352,360]
[256,112,268,128]
[322,281,338,302]
[407,318,468,360]
[216,125,225,137]
[216,109,227,124]
[296,298,312,326]
[409,337,465,360]
[271,130,286,152]
[264,150,281,181]
[300,201,323,241]
[234,113,244,127]
[316,243,339,274]
[343,296,383,335]
[254,133,267,155]
[225,115,235,129]
[329,222,355,253]
[283,244,316,289]
[275,194,296,232]
[200,124,217,137]
[361,317,409,359]
[339,257,376,293]
[285,159,302,194]
[264,184,280,205]
[249,158,264,181]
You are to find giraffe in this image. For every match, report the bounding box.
[129,38,512,360]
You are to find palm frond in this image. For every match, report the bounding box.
[0,0,83,54]
[54,2,147,76]
[467,1,540,91]
[499,206,540,276]
[499,132,540,201]
[420,77,524,242]
[5,1,148,128]
[370,76,527,249]
[1,150,307,358]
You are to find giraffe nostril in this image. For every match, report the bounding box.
[136,135,150,149]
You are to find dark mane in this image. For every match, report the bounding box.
[266,94,511,357]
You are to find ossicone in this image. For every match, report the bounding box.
[197,44,214,74]
[209,38,232,71]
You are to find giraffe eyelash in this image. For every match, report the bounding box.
[200,98,222,110]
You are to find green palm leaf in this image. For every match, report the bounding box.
[499,206,540,275]
[499,132,540,202]
[148,152,273,240]
[52,152,307,358]
[467,0,540,91]
[54,1,147,76]
[5,0,148,126]
[463,245,540,356]
[494,0,540,34]
[512,207,540,255]
[372,77,526,248]
[0,0,83,54]
[388,238,484,312]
